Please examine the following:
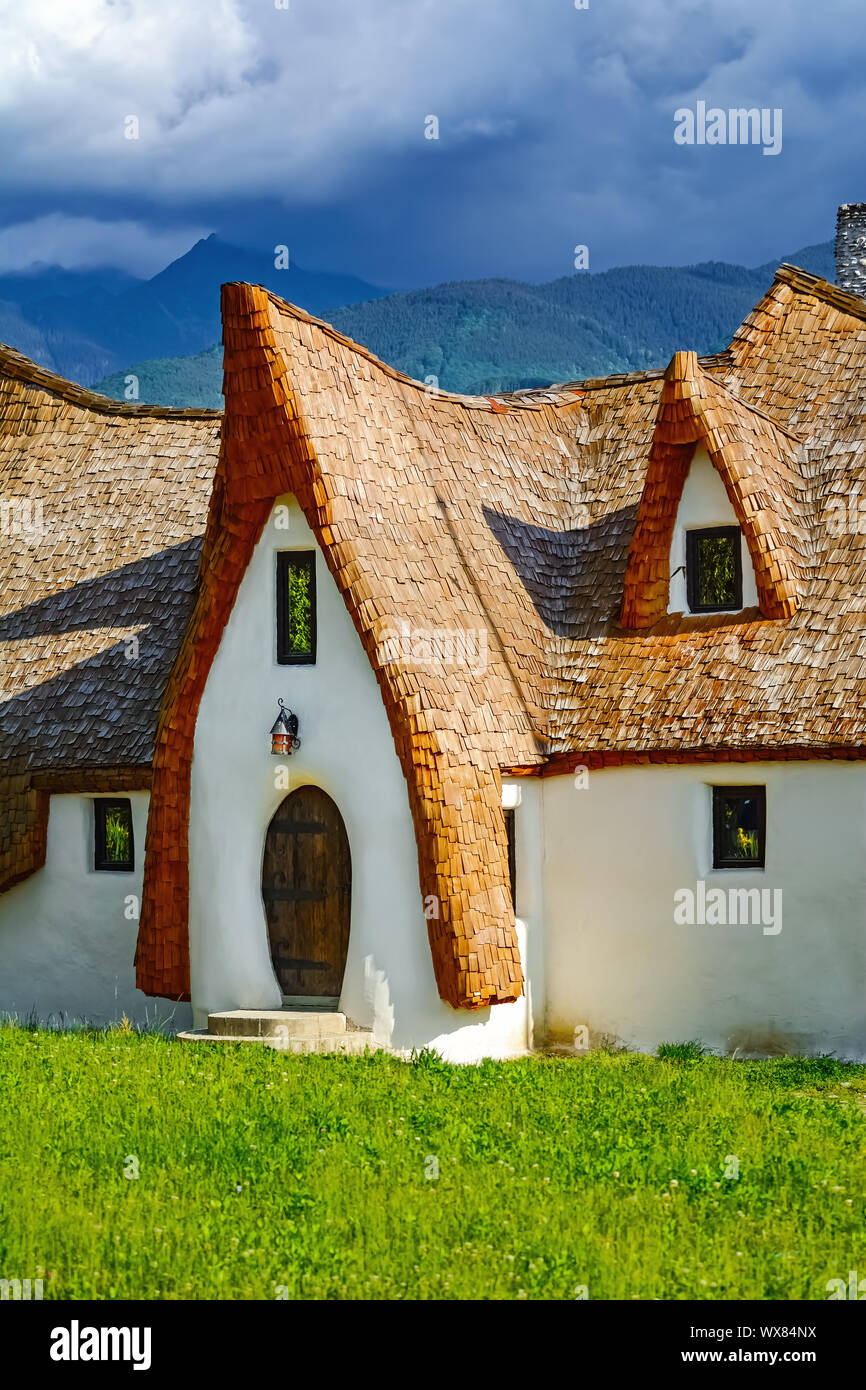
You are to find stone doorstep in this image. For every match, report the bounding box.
[208,1009,348,1038]
[176,1028,379,1055]
[176,1008,380,1054]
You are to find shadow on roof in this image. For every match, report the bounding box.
[483,502,639,639]
[0,540,205,769]
[0,539,202,643]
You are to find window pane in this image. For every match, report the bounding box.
[286,560,312,655]
[504,808,516,906]
[104,806,132,864]
[714,788,764,865]
[695,532,738,608]
[277,552,316,665]
[95,799,134,871]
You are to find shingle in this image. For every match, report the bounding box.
[6,262,866,1010]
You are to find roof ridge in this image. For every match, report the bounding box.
[774,263,866,320]
[249,282,586,409]
[3,261,852,425]
[665,347,805,443]
[245,281,735,405]
[0,341,222,420]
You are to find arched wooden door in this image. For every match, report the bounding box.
[262,786,352,998]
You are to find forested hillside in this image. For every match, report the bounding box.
[90,241,836,407]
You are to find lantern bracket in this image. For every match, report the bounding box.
[269,698,301,753]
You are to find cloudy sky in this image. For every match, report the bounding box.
[1,0,864,287]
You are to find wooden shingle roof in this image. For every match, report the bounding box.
[137,282,559,1007]
[3,261,866,1006]
[620,349,810,627]
[0,351,221,892]
[548,266,866,760]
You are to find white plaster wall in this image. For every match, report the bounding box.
[668,446,758,613]
[543,763,866,1059]
[504,778,546,1049]
[187,495,529,1060]
[0,792,189,1029]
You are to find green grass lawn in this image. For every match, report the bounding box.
[1,1022,864,1300]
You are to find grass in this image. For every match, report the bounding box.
[656,1040,708,1061]
[1,1022,864,1300]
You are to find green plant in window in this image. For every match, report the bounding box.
[719,800,760,861]
[105,809,131,864]
[287,563,312,654]
[697,534,737,608]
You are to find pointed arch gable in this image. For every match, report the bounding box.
[620,351,810,629]
[135,282,524,1010]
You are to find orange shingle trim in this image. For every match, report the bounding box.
[135,499,271,1000]
[620,350,810,629]
[0,776,49,893]
[136,282,524,1010]
[541,747,866,775]
[28,766,153,792]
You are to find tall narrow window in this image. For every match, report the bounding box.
[712,786,766,869]
[504,808,517,908]
[94,799,134,872]
[686,526,743,613]
[277,551,316,664]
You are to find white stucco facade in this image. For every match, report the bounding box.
[540,762,866,1059]
[668,446,758,614]
[0,792,189,1029]
[186,495,530,1060]
[4,494,865,1061]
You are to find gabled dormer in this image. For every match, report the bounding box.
[621,351,809,629]
[667,447,758,615]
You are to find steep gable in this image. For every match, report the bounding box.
[137,282,573,1008]
[620,350,810,629]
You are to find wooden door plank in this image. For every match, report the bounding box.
[262,786,352,996]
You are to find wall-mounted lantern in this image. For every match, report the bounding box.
[270,699,301,756]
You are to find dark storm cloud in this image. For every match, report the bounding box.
[1,0,864,280]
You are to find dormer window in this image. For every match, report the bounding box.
[686,526,743,613]
[621,353,805,629]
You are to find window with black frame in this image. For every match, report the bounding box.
[277,551,316,664]
[686,526,743,612]
[712,786,765,869]
[504,808,517,908]
[94,799,134,872]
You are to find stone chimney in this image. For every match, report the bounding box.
[835,204,866,295]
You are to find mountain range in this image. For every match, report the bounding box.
[0,234,837,406]
[0,235,385,386]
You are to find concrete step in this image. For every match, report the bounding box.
[176,1008,380,1054]
[177,1026,378,1055]
[207,1009,347,1039]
